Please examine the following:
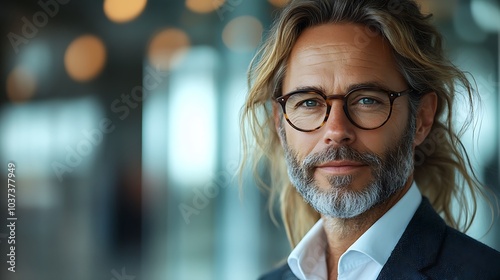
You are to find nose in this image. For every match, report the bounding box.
[322,99,356,146]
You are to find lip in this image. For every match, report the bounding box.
[315,161,367,174]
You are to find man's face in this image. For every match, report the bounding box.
[278,23,415,218]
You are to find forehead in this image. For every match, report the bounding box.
[284,23,405,93]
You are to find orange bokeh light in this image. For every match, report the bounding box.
[64,35,107,82]
[104,0,148,23]
[268,0,289,8]
[222,16,263,52]
[147,28,190,70]
[186,0,225,14]
[6,66,37,103]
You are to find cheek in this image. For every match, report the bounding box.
[356,118,409,156]
[284,125,394,160]
[356,132,393,156]
[282,109,409,160]
[284,125,318,158]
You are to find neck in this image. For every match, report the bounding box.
[322,179,413,279]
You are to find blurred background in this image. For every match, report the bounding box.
[0,0,499,279]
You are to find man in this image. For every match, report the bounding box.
[240,0,500,279]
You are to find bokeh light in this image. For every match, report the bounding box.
[454,2,487,43]
[268,0,289,8]
[471,0,500,32]
[64,35,107,82]
[222,16,263,53]
[416,0,457,19]
[186,0,225,14]
[147,28,190,70]
[6,66,37,103]
[103,0,148,23]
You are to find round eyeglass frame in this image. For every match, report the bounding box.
[275,86,416,132]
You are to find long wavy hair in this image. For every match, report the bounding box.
[240,0,492,247]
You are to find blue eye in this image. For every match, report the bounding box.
[358,98,378,105]
[302,100,319,107]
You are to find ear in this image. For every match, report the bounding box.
[413,92,437,147]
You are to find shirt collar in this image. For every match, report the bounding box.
[288,182,422,280]
[342,182,422,266]
[288,218,328,279]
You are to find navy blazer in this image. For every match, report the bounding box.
[259,197,500,280]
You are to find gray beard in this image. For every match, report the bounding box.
[280,121,415,219]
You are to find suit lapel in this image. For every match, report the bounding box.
[376,197,446,280]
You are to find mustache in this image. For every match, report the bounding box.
[302,145,382,170]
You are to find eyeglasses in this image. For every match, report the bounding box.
[275,86,415,132]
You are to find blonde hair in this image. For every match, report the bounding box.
[240,0,493,247]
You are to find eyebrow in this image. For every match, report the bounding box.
[287,85,328,95]
[286,81,392,96]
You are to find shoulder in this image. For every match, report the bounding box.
[433,225,500,275]
[415,198,500,270]
[380,197,500,279]
[258,263,298,280]
[442,225,500,256]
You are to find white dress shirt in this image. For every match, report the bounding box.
[288,182,422,280]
